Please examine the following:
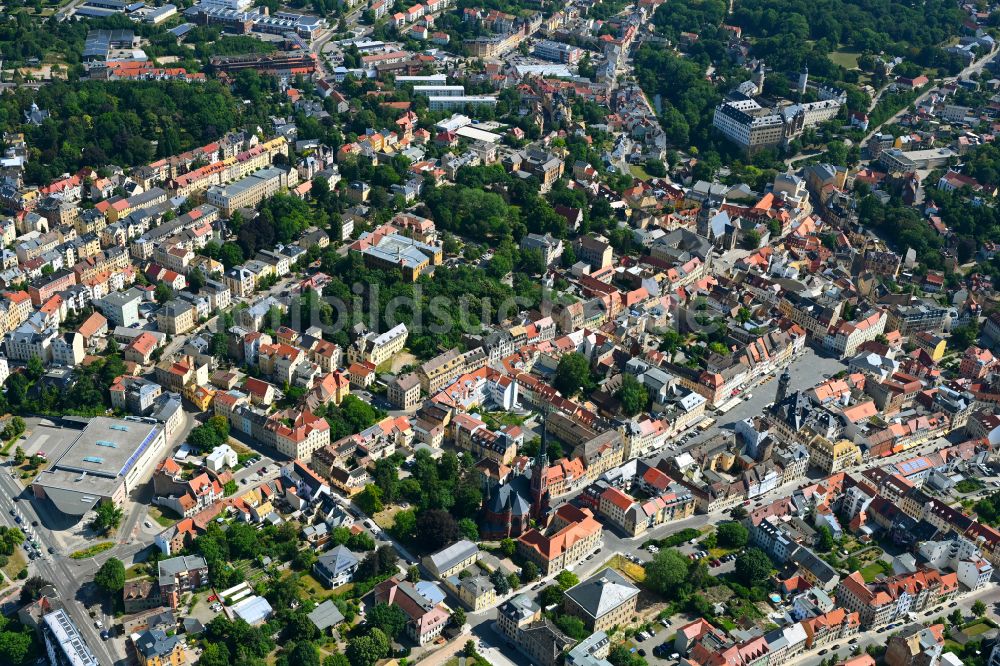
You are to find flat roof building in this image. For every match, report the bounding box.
[42,609,100,666]
[32,417,167,517]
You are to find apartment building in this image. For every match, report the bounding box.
[206,167,294,216]
[574,235,613,269]
[372,577,450,646]
[520,233,564,266]
[157,555,209,608]
[835,570,958,628]
[156,300,197,336]
[427,95,498,111]
[533,39,582,63]
[418,347,487,394]
[423,539,479,579]
[497,595,573,666]
[6,323,58,363]
[388,373,421,409]
[824,311,887,358]
[348,323,408,366]
[563,568,639,631]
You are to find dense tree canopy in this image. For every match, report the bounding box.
[0,80,241,185]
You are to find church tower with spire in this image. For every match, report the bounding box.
[530,415,551,520]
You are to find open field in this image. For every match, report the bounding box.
[829,50,861,69]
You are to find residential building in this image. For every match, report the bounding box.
[157,299,197,335]
[313,545,360,588]
[157,555,209,608]
[134,628,186,666]
[348,323,408,366]
[372,577,451,645]
[388,373,422,409]
[563,568,640,632]
[42,609,100,666]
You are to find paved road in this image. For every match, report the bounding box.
[0,412,197,664]
[0,469,125,664]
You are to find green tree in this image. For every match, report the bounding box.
[555,613,590,639]
[19,576,53,604]
[500,538,516,557]
[393,509,416,540]
[356,484,384,514]
[521,561,539,582]
[609,644,647,666]
[346,629,389,666]
[816,525,835,552]
[734,548,773,587]
[616,374,650,416]
[457,517,479,541]
[188,267,207,293]
[490,568,511,595]
[555,570,579,590]
[451,607,466,627]
[741,230,762,250]
[290,642,321,666]
[13,447,24,465]
[554,352,593,397]
[973,600,987,617]
[26,357,44,381]
[950,609,964,626]
[0,627,32,665]
[94,557,126,593]
[224,480,238,496]
[645,549,690,599]
[92,502,124,535]
[219,242,244,269]
[416,509,460,551]
[199,643,231,666]
[324,654,351,666]
[716,522,749,549]
[154,282,174,304]
[367,603,408,640]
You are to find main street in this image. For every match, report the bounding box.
[0,466,125,664]
[0,411,199,664]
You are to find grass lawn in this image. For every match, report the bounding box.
[125,563,150,579]
[149,506,180,528]
[604,554,646,583]
[829,50,861,69]
[859,561,889,582]
[629,164,652,180]
[964,622,992,637]
[297,573,334,600]
[70,542,114,559]
[2,550,25,581]
[482,412,528,429]
[373,505,402,531]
